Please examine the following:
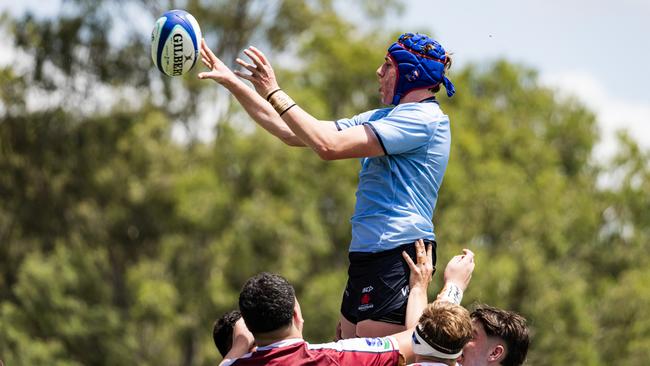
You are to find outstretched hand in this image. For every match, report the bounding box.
[198,39,237,84]
[234,46,280,98]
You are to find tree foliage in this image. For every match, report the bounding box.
[1,1,649,365]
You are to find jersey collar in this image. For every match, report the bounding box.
[255,338,304,351]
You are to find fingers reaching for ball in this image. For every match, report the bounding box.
[233,46,280,97]
[197,39,239,83]
[196,41,280,96]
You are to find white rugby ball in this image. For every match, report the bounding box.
[151,10,202,76]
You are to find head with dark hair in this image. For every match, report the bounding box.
[460,304,530,366]
[212,310,242,357]
[238,272,296,334]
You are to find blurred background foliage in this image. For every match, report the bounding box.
[0,0,649,365]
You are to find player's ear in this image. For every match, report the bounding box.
[293,298,304,327]
[488,344,506,363]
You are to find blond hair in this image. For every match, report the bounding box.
[418,301,473,355]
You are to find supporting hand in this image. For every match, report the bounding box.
[403,239,434,292]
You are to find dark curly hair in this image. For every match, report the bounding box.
[239,272,296,334]
[212,310,242,357]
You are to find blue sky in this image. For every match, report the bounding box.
[402,0,649,102]
[396,0,650,158]
[2,0,648,158]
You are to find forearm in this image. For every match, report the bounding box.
[222,79,305,146]
[218,333,254,366]
[281,104,340,158]
[435,281,464,304]
[395,285,428,363]
[394,328,416,364]
[280,104,384,160]
[404,286,428,329]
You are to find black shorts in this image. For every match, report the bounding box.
[340,240,437,325]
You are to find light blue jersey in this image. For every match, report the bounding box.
[335,101,450,253]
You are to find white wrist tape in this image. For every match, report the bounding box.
[439,282,463,305]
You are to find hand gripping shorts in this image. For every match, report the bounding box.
[340,240,437,325]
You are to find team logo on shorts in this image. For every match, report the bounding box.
[359,288,374,311]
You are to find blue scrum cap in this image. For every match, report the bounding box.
[387,33,455,105]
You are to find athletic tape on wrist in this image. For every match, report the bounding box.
[265,88,282,101]
[439,282,463,305]
[268,90,296,115]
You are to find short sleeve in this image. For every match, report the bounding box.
[335,116,360,131]
[364,104,439,155]
[335,108,392,131]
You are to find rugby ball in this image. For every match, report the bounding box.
[151,10,202,76]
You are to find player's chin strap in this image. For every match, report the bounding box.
[412,325,463,359]
[441,74,455,98]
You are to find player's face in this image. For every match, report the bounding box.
[458,320,490,366]
[376,56,396,105]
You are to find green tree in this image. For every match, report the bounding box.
[1,1,649,365]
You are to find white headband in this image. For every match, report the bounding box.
[412,326,463,360]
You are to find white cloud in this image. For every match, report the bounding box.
[541,71,650,160]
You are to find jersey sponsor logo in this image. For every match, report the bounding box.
[308,337,396,355]
[364,337,393,351]
[365,338,385,348]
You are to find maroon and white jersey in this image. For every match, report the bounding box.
[223,337,403,366]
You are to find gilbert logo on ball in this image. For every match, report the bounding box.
[151,9,202,76]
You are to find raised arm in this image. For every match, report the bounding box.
[218,318,255,366]
[198,39,305,146]
[235,46,385,160]
[436,249,475,303]
[402,239,435,329]
[394,248,475,363]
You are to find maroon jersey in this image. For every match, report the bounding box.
[223,337,403,366]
